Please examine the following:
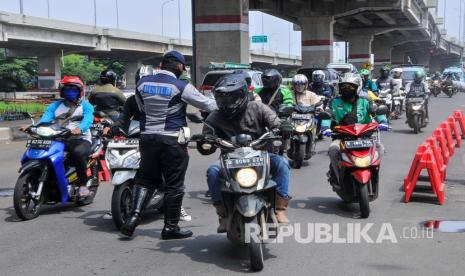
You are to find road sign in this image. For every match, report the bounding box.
[251,35,268,43]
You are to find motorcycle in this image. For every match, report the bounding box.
[279,103,322,169]
[13,116,102,220]
[406,95,428,134]
[378,89,394,119]
[391,87,406,119]
[191,130,282,271]
[105,121,164,229]
[429,80,441,97]
[442,81,457,98]
[325,106,389,218]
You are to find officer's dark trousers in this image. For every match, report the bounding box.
[135,134,189,194]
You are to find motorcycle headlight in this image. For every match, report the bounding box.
[295,124,306,133]
[36,127,59,137]
[122,151,140,169]
[412,105,422,111]
[105,150,121,168]
[235,168,258,188]
[353,156,371,168]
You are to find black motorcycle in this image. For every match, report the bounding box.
[192,130,282,271]
[442,81,457,98]
[429,80,441,97]
[405,95,428,134]
[279,103,322,168]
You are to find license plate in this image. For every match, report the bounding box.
[292,113,311,120]
[26,139,52,149]
[345,140,374,149]
[113,139,139,145]
[407,97,424,102]
[226,157,265,168]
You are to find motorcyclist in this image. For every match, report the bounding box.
[120,51,216,239]
[254,69,293,112]
[320,75,389,184]
[309,70,334,99]
[376,66,395,94]
[291,74,322,106]
[360,69,378,100]
[28,76,94,198]
[391,67,404,94]
[405,70,430,123]
[88,70,126,120]
[198,74,293,232]
[103,69,192,222]
[432,72,442,81]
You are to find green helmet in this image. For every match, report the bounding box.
[414,70,425,81]
[360,69,370,76]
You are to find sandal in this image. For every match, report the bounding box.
[79,186,90,198]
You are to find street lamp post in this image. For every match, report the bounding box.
[47,0,50,18]
[115,0,120,29]
[19,0,23,14]
[93,0,97,27]
[162,0,175,37]
[178,0,181,40]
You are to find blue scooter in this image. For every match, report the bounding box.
[13,119,103,220]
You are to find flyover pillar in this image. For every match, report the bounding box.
[391,47,406,65]
[346,35,373,70]
[125,61,142,89]
[372,39,392,74]
[193,0,249,85]
[38,54,61,90]
[300,16,335,67]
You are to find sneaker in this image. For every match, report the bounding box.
[180,207,192,222]
[102,212,113,220]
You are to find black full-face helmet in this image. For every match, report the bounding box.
[213,74,249,118]
[262,69,282,90]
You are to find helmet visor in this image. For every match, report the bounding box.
[214,92,243,111]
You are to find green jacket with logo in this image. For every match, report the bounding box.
[254,86,294,112]
[321,97,387,129]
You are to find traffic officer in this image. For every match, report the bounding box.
[120,51,217,240]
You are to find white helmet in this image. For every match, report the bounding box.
[340,73,362,95]
[292,74,309,93]
[312,70,325,83]
[392,67,403,78]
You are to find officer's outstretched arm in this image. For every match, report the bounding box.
[182,84,218,113]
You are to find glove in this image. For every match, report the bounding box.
[321,127,332,137]
[279,120,293,136]
[378,123,389,131]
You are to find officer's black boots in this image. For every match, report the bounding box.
[120,185,148,237]
[161,192,193,240]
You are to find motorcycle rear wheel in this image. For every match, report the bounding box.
[13,171,44,220]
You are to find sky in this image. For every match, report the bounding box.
[0,0,302,56]
[0,0,462,56]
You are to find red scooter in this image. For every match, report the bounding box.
[328,122,382,218]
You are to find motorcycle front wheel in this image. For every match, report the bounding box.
[293,142,305,169]
[412,114,420,134]
[13,171,44,220]
[111,181,134,229]
[359,183,370,218]
[246,215,264,271]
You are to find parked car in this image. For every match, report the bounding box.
[297,67,340,95]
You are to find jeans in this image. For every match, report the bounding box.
[207,153,290,205]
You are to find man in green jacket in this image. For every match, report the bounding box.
[321,75,388,184]
[89,70,126,120]
[254,69,293,112]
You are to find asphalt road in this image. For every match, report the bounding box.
[1,93,465,275]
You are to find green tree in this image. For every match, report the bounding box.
[94,59,126,79]
[0,48,37,91]
[61,54,106,83]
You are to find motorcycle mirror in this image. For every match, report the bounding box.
[278,105,294,117]
[319,111,331,120]
[376,105,390,116]
[93,111,107,118]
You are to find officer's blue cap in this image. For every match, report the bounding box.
[164,51,186,65]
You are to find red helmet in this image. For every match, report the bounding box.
[59,76,84,98]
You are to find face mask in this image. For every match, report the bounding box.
[63,88,80,102]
